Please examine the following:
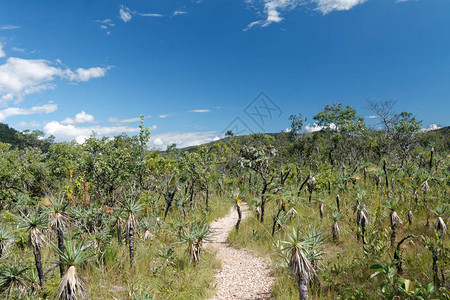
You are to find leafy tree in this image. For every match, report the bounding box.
[240,146,277,223]
[313,103,365,133]
[225,130,234,137]
[289,113,304,139]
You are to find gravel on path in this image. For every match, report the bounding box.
[206,203,274,300]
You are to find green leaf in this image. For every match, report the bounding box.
[370,264,384,270]
[370,271,382,278]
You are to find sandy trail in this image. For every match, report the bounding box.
[206,203,274,300]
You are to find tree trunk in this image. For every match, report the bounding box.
[260,196,266,223]
[33,244,45,287]
[383,160,389,189]
[298,275,309,300]
[128,226,135,268]
[336,195,340,212]
[117,219,122,245]
[260,182,269,223]
[205,187,209,212]
[164,190,176,219]
[429,147,434,170]
[235,205,242,231]
[57,227,65,278]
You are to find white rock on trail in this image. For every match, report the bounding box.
[206,203,274,300]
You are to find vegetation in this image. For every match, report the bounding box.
[0,101,448,299]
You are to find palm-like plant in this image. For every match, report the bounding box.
[272,211,288,236]
[121,197,144,268]
[50,239,94,300]
[318,200,324,220]
[0,264,29,297]
[141,218,153,241]
[46,196,68,277]
[307,176,316,203]
[112,210,124,245]
[277,227,324,300]
[354,200,368,244]
[17,209,47,287]
[385,198,403,246]
[234,197,242,231]
[407,210,414,225]
[177,222,210,264]
[0,227,13,258]
[431,205,448,238]
[330,210,342,242]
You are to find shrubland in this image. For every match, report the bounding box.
[0,103,448,299]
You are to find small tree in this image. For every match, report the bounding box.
[17,209,47,287]
[121,197,144,268]
[50,240,94,300]
[277,227,325,300]
[46,196,68,277]
[240,146,277,223]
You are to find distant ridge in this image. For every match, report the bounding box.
[0,123,52,151]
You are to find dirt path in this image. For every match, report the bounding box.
[206,203,274,300]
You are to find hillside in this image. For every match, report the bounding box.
[0,123,53,151]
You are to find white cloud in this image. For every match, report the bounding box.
[189,109,211,113]
[12,47,25,53]
[304,122,337,132]
[147,131,219,150]
[0,103,57,122]
[421,124,442,132]
[17,120,41,127]
[61,111,96,125]
[245,0,366,29]
[140,13,163,17]
[96,19,112,24]
[0,43,5,58]
[65,67,109,82]
[97,19,115,32]
[159,114,170,118]
[119,6,133,22]
[312,0,366,14]
[173,11,188,16]
[366,115,377,119]
[108,116,141,123]
[0,57,109,104]
[44,121,141,143]
[0,25,20,30]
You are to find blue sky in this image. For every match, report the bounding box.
[0,0,448,149]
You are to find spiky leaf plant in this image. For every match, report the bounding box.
[46,196,68,277]
[121,197,144,268]
[407,210,414,225]
[385,198,403,246]
[50,239,94,300]
[330,210,342,242]
[355,203,368,244]
[277,226,325,300]
[0,264,29,297]
[17,209,47,287]
[431,205,448,238]
[0,227,13,258]
[177,222,210,264]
